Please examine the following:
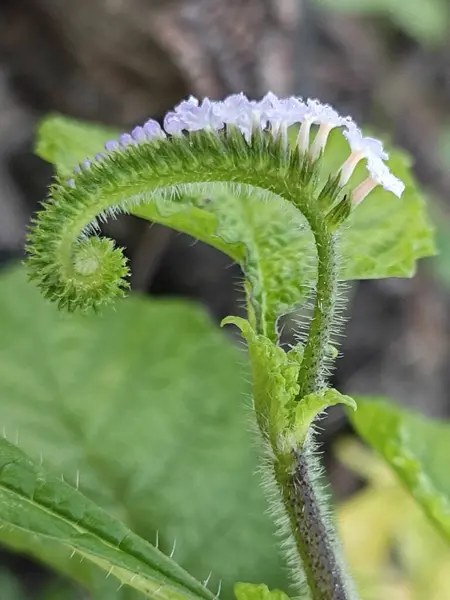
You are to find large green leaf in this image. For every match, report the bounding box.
[0,267,285,598]
[35,115,434,323]
[349,397,450,543]
[0,438,214,600]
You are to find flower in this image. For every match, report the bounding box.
[104,140,119,153]
[352,156,405,205]
[309,102,351,159]
[339,125,389,185]
[212,93,273,140]
[119,133,135,148]
[80,159,92,170]
[143,119,166,140]
[265,96,306,144]
[164,97,223,134]
[68,92,405,206]
[131,126,147,143]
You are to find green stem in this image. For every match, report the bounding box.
[273,449,355,600]
[271,214,355,599]
[298,214,338,397]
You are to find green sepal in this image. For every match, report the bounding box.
[234,583,290,600]
[325,195,352,229]
[317,173,343,211]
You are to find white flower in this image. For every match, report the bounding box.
[308,101,349,159]
[352,156,405,205]
[296,98,347,155]
[73,92,405,211]
[265,96,305,134]
[343,126,389,160]
[213,93,261,141]
[339,125,389,185]
[164,96,223,134]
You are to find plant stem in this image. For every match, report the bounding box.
[298,214,338,397]
[274,448,354,600]
[274,213,356,599]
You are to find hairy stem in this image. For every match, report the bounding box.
[270,214,354,599]
[298,215,338,396]
[273,448,355,600]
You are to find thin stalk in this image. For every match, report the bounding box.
[268,214,356,600]
[273,449,355,600]
[298,215,338,397]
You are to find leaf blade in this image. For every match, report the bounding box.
[0,437,214,600]
[0,266,286,598]
[349,397,450,542]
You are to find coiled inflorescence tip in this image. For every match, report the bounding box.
[28,91,405,312]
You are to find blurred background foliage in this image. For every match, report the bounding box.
[315,0,449,46]
[0,0,449,599]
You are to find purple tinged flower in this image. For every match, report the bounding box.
[80,159,92,170]
[67,178,75,188]
[164,96,223,134]
[143,119,166,139]
[163,112,185,135]
[265,96,305,133]
[212,93,250,129]
[176,95,199,111]
[104,140,119,153]
[131,126,147,143]
[119,133,135,148]
[212,92,281,141]
[94,152,107,162]
[73,165,81,174]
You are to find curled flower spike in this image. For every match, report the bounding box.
[67,91,404,207]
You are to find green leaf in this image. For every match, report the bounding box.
[222,316,355,450]
[234,583,290,600]
[292,389,356,446]
[35,115,118,180]
[0,267,286,598]
[221,316,301,448]
[0,437,214,600]
[35,115,434,332]
[349,397,450,542]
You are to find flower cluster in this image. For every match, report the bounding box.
[69,92,405,205]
